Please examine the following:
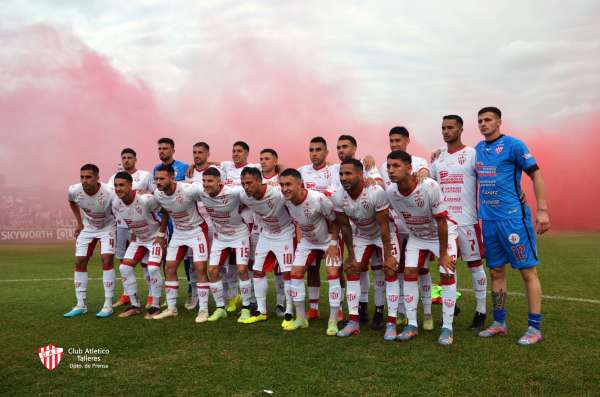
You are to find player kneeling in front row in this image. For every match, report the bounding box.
[65,164,117,318]
[280,169,342,334]
[386,151,459,345]
[112,172,167,319]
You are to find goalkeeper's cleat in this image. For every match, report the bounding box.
[517,326,542,346]
[144,306,161,320]
[195,310,209,324]
[469,311,487,331]
[242,312,268,324]
[423,314,434,331]
[208,307,227,322]
[396,313,408,326]
[283,318,309,331]
[281,313,294,329]
[237,308,252,323]
[397,325,419,341]
[152,307,178,320]
[306,308,320,320]
[438,328,454,346]
[384,323,398,341]
[95,306,113,318]
[478,321,508,338]
[64,306,87,318]
[112,294,130,308]
[336,320,360,337]
[118,306,142,318]
[326,320,339,336]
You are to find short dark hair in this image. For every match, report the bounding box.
[203,166,221,178]
[389,126,409,137]
[158,137,175,148]
[341,158,363,172]
[114,171,133,183]
[121,148,137,157]
[260,148,278,158]
[310,136,327,147]
[280,168,302,180]
[478,107,501,118]
[337,134,357,147]
[387,150,412,165]
[233,141,250,152]
[80,163,99,175]
[155,164,174,176]
[193,142,210,151]
[443,115,463,127]
[241,167,262,180]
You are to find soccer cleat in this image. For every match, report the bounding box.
[185,294,198,311]
[64,306,87,318]
[152,307,178,320]
[479,321,508,337]
[336,320,360,337]
[469,311,487,331]
[237,308,252,323]
[283,318,309,331]
[326,320,339,336]
[195,310,209,323]
[306,308,320,320]
[337,307,345,322]
[438,328,454,345]
[517,326,542,346]
[226,295,241,313]
[208,307,227,322]
[96,306,113,318]
[370,310,385,330]
[112,294,130,308]
[145,296,153,309]
[423,314,434,331]
[384,323,398,341]
[397,324,419,341]
[396,313,408,326]
[118,306,142,318]
[358,302,369,323]
[241,312,268,324]
[275,305,285,318]
[281,313,293,328]
[144,306,161,320]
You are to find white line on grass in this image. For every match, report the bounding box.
[0,277,598,305]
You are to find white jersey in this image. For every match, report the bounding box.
[221,161,261,187]
[68,183,115,231]
[285,189,335,245]
[298,164,335,195]
[429,146,478,226]
[199,185,249,242]
[386,178,457,241]
[380,156,429,187]
[240,185,295,239]
[153,182,205,238]
[330,161,383,192]
[331,185,389,241]
[112,191,161,242]
[108,169,154,192]
[262,173,280,187]
[186,164,225,229]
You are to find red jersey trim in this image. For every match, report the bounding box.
[447,145,466,155]
[432,210,448,219]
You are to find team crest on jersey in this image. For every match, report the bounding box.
[495,145,504,154]
[458,153,466,165]
[38,344,64,371]
[98,193,105,206]
[362,200,370,210]
[508,233,520,244]
[175,194,184,204]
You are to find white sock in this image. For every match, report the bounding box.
[404,278,419,327]
[373,268,385,307]
[470,265,487,314]
[385,276,400,319]
[210,280,225,307]
[442,281,457,331]
[291,277,306,319]
[147,264,163,307]
[284,278,294,314]
[102,268,116,308]
[308,286,320,310]
[397,274,406,316]
[346,279,361,316]
[239,278,252,307]
[275,274,285,306]
[196,282,209,311]
[141,265,151,291]
[359,271,369,303]
[165,280,179,310]
[253,276,268,314]
[419,270,432,316]
[74,271,88,308]
[328,277,342,321]
[119,264,139,307]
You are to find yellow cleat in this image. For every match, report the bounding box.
[237,308,251,323]
[423,314,434,331]
[326,320,339,336]
[208,307,227,322]
[283,318,309,331]
[241,313,268,324]
[281,318,293,328]
[226,295,241,313]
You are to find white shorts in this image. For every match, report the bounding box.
[123,240,163,265]
[405,236,457,275]
[457,224,484,262]
[75,227,116,257]
[209,236,250,267]
[354,237,383,271]
[254,234,296,273]
[166,226,209,263]
[115,226,130,259]
[293,240,331,268]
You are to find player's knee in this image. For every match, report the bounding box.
[383,267,396,278]
[520,267,539,282]
[253,270,265,278]
[119,263,134,276]
[404,267,417,278]
[207,266,220,281]
[440,273,455,285]
[164,262,178,276]
[490,267,506,280]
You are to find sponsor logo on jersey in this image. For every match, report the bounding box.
[508,233,520,244]
[38,344,64,371]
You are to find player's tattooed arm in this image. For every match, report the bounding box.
[154,208,170,248]
[68,201,84,238]
[376,209,397,272]
[435,216,455,273]
[492,290,507,311]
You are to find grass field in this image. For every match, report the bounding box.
[2,233,599,396]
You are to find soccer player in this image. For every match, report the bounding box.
[280,168,342,333]
[259,148,280,186]
[199,167,254,323]
[109,148,154,309]
[475,107,550,345]
[331,159,396,338]
[112,172,168,319]
[380,126,434,330]
[151,164,213,323]
[64,164,116,318]
[386,150,459,345]
[430,115,488,330]
[239,167,296,323]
